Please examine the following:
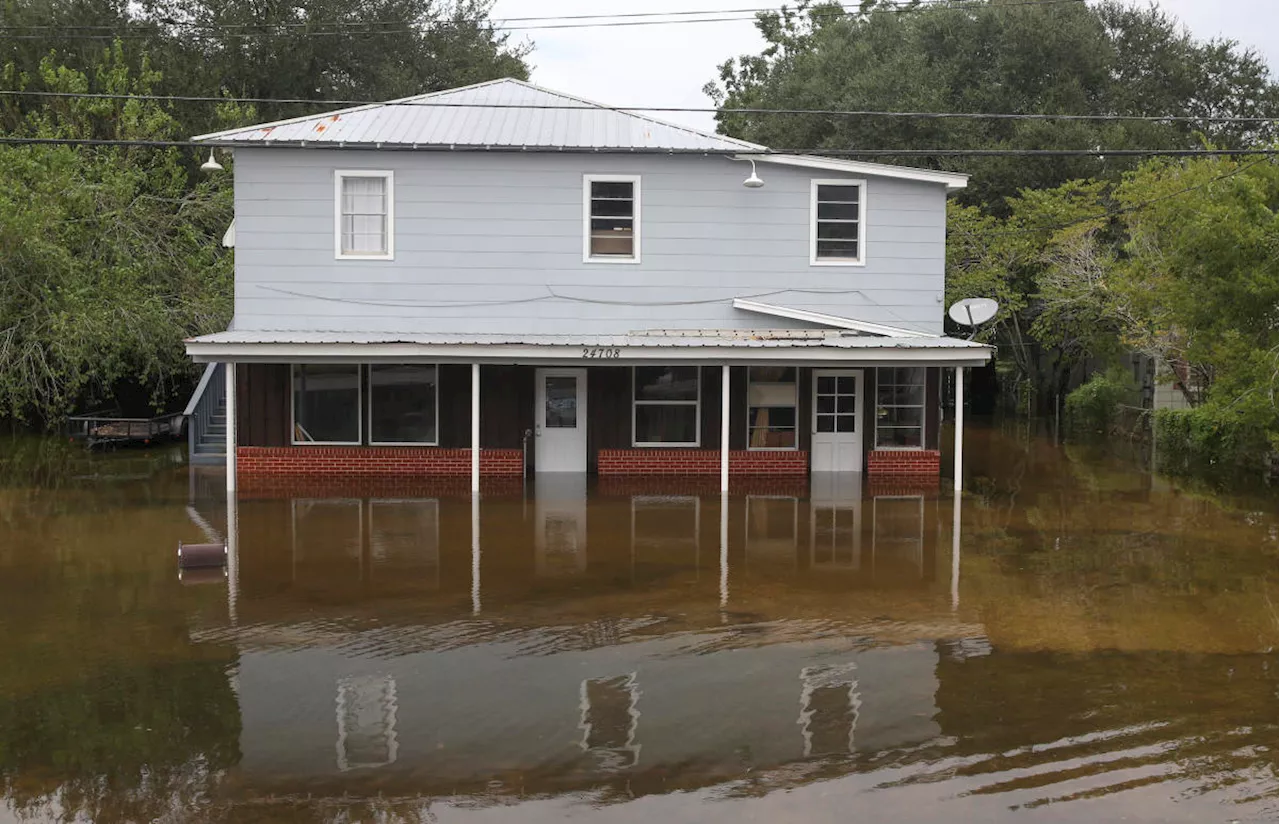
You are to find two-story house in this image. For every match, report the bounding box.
[184,78,992,491]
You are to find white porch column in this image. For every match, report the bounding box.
[720,365,730,493]
[953,366,964,493]
[471,362,481,493]
[225,361,237,492]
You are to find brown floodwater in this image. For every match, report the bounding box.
[0,424,1275,823]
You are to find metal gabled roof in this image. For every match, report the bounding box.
[193,78,764,152]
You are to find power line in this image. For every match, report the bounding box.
[0,0,1089,38]
[0,136,1272,156]
[1,90,1273,125]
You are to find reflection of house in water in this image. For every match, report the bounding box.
[745,495,799,570]
[203,479,959,799]
[811,473,863,572]
[579,673,641,770]
[536,475,587,577]
[630,495,701,581]
[336,674,399,771]
[799,663,860,756]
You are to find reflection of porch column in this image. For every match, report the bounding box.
[471,362,481,493]
[227,490,239,626]
[720,365,730,493]
[951,490,961,612]
[719,492,729,610]
[953,366,964,492]
[225,361,237,492]
[471,494,481,614]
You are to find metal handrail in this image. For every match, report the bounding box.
[185,362,226,457]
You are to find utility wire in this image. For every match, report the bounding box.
[0,0,1026,30]
[0,136,1271,156]
[0,0,1089,38]
[1,89,1273,124]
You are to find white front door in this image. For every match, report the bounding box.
[534,368,587,472]
[812,369,863,472]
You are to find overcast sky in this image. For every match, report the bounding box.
[490,0,1280,132]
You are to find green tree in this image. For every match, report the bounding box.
[0,46,234,424]
[708,0,1277,212]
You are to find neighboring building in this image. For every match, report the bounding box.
[184,78,992,486]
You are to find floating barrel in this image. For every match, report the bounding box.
[178,566,227,586]
[177,542,227,569]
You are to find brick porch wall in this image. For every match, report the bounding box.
[597,449,809,476]
[866,449,941,477]
[236,446,524,476]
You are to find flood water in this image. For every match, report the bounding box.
[0,425,1275,823]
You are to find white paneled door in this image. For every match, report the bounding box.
[534,368,587,472]
[811,369,863,473]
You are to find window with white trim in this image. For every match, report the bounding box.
[811,180,864,265]
[335,170,393,259]
[293,364,362,444]
[633,366,700,446]
[875,366,926,448]
[368,364,438,445]
[584,175,640,261]
[747,366,798,449]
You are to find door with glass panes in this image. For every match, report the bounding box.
[811,369,863,472]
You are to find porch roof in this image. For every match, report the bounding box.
[186,329,993,366]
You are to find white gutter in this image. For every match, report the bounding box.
[732,298,938,338]
[186,340,991,366]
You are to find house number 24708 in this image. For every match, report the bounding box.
[581,348,621,359]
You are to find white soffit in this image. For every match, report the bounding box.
[741,154,969,190]
[731,299,939,338]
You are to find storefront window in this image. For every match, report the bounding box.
[875,366,926,448]
[747,366,798,449]
[633,366,700,446]
[293,364,361,444]
[369,364,437,444]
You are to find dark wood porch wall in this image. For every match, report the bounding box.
[925,366,941,451]
[236,363,290,447]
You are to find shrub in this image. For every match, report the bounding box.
[1065,369,1137,433]
[1154,405,1276,478]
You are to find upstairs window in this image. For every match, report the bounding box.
[336,170,394,259]
[584,175,641,262]
[811,180,864,265]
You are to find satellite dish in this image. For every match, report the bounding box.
[948,297,999,327]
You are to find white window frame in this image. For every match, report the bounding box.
[632,365,701,447]
[291,363,363,446]
[810,178,866,267]
[746,366,799,451]
[873,366,927,451]
[583,174,642,264]
[367,363,440,447]
[335,170,395,260]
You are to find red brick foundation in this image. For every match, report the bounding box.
[236,446,524,477]
[866,449,941,477]
[597,449,809,476]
